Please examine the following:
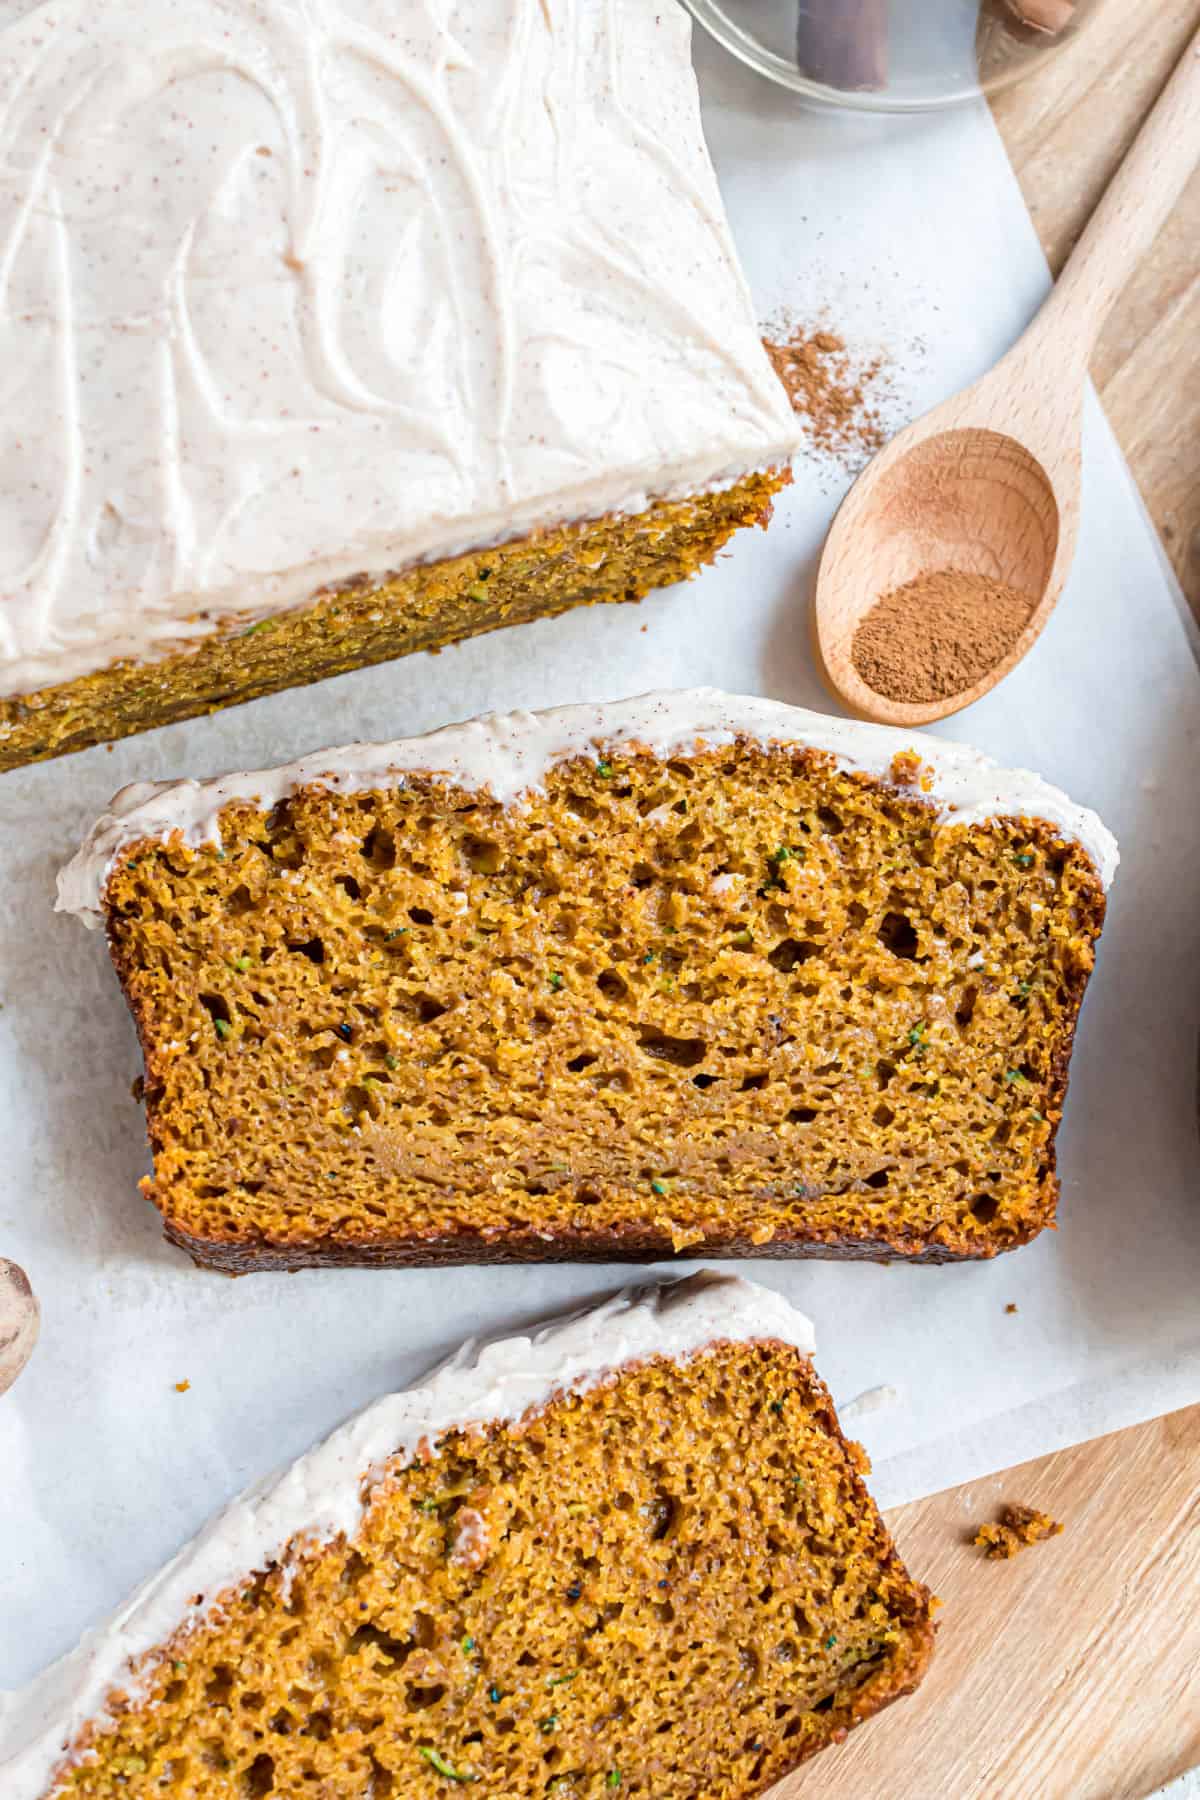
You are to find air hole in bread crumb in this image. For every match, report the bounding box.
[636,1028,707,1068]
[768,938,822,973]
[205,1666,235,1706]
[463,836,503,875]
[365,1753,393,1797]
[287,938,325,964]
[404,1683,445,1712]
[877,911,919,959]
[361,826,396,869]
[647,1491,677,1541]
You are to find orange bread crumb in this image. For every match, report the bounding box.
[974,1503,1064,1559]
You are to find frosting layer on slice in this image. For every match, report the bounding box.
[58,688,1120,925]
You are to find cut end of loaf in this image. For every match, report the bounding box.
[8,486,791,772]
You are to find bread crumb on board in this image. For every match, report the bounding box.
[973,1502,1063,1559]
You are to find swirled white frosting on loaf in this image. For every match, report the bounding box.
[57,687,1120,925]
[0,0,798,697]
[0,1272,814,1799]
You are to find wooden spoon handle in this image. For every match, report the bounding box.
[1036,23,1200,358]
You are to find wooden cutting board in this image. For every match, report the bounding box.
[777,5,1200,1791]
[774,1404,1200,1799]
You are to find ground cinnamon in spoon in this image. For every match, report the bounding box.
[851,569,1036,704]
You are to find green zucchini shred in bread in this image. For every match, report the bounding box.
[1,1277,936,1798]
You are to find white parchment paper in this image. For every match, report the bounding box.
[2,38,1199,1689]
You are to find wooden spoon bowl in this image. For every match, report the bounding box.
[848,429,1061,598]
[816,420,1063,725]
[814,21,1200,726]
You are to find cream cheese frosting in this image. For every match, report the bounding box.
[0,1271,815,1798]
[0,0,799,699]
[57,686,1120,925]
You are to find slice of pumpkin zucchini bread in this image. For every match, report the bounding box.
[58,689,1117,1270]
[0,1273,936,1800]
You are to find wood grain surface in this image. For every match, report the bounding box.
[773,1404,1200,1800]
[991,0,1200,613]
[783,14,1200,1793]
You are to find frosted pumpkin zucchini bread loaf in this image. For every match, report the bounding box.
[0,2,797,771]
[0,1273,936,1799]
[58,689,1116,1270]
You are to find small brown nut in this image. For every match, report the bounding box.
[0,1259,40,1396]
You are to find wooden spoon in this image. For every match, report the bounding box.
[815,23,1200,726]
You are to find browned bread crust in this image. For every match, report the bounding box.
[163,1218,1026,1273]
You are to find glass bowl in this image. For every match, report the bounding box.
[680,0,1099,112]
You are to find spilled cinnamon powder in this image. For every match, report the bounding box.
[852,570,1036,705]
[763,327,888,466]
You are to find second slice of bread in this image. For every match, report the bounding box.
[59,690,1114,1270]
